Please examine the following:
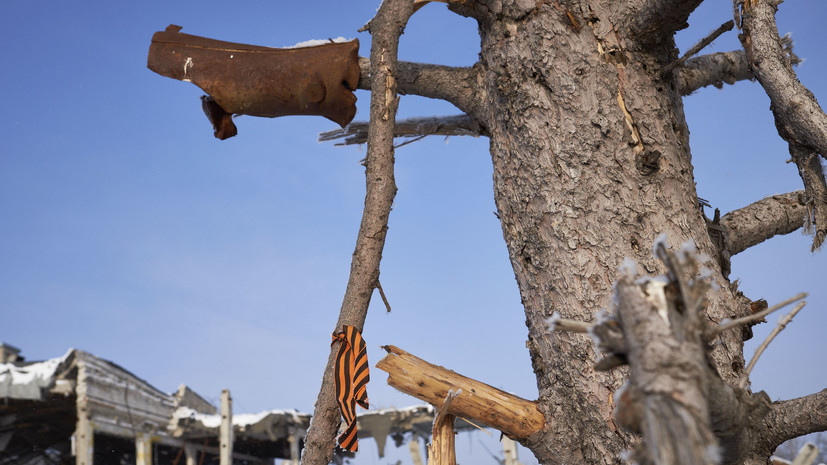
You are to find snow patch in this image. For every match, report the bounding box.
[705,444,722,464]
[171,406,307,429]
[546,311,562,332]
[286,37,351,48]
[0,350,73,400]
[679,238,697,257]
[619,257,638,277]
[652,232,669,258]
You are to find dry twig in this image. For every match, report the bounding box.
[739,301,807,389]
[714,292,807,335]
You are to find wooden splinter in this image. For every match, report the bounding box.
[376,345,545,439]
[428,390,459,465]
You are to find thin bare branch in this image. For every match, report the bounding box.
[319,115,484,145]
[738,2,827,165]
[300,0,412,463]
[357,58,483,119]
[663,20,734,77]
[719,191,808,256]
[714,292,807,335]
[789,147,827,251]
[678,50,752,95]
[739,301,806,390]
[376,280,392,313]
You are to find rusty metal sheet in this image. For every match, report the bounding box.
[147,25,360,139]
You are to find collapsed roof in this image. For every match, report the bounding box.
[0,347,476,464]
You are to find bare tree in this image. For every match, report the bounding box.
[289,0,827,464]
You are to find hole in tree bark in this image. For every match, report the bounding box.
[635,150,661,175]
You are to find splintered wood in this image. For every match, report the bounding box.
[375,345,545,439]
[428,391,458,465]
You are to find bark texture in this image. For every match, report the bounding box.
[441,1,750,463]
[312,1,827,464]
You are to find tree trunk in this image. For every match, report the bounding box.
[463,2,750,463]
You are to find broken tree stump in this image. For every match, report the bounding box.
[375,345,545,439]
[428,391,458,465]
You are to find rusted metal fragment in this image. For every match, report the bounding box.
[201,95,237,140]
[147,25,360,138]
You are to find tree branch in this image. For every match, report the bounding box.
[738,1,827,198]
[300,1,412,464]
[678,49,751,94]
[663,20,734,77]
[679,33,798,95]
[357,58,484,120]
[713,292,806,336]
[739,301,806,389]
[719,190,808,256]
[318,114,484,145]
[751,389,827,461]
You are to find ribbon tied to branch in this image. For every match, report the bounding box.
[332,325,370,452]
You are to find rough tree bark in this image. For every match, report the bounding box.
[304,1,827,464]
[437,1,748,463]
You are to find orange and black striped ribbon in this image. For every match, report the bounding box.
[332,325,369,452]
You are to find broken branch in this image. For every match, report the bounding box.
[428,390,459,465]
[319,115,484,146]
[739,301,807,390]
[719,190,808,256]
[678,49,752,95]
[375,345,545,439]
[612,247,719,465]
[376,280,392,313]
[546,312,591,333]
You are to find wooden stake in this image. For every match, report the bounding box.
[136,433,153,465]
[409,437,424,465]
[376,346,545,439]
[184,443,197,465]
[74,401,94,465]
[428,391,458,465]
[219,389,233,465]
[502,437,521,465]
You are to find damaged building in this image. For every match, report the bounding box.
[0,344,473,465]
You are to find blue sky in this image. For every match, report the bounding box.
[1,1,825,463]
